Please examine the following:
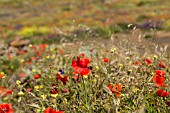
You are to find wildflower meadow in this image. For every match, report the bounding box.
[0,0,170,113]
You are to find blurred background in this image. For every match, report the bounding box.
[0,0,170,45]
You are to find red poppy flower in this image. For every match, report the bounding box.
[21,50,26,55]
[3,90,12,96]
[108,84,122,98]
[155,70,166,77]
[61,88,69,93]
[33,45,37,50]
[102,58,109,63]
[134,61,142,67]
[153,75,165,87]
[20,72,26,78]
[40,44,47,52]
[72,57,90,76]
[35,51,40,57]
[44,107,63,113]
[0,103,14,113]
[56,74,68,85]
[157,89,169,97]
[34,74,41,79]
[159,61,166,68]
[51,88,58,94]
[27,59,32,65]
[40,44,47,49]
[145,58,152,65]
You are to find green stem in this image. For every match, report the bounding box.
[82,77,90,111]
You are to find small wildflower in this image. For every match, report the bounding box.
[95,75,99,78]
[108,84,122,98]
[34,86,39,91]
[34,74,41,79]
[126,57,130,60]
[128,70,132,74]
[29,44,32,47]
[18,91,24,96]
[41,95,47,100]
[111,48,117,53]
[133,61,142,67]
[2,75,6,79]
[51,94,58,98]
[20,59,25,63]
[56,74,68,85]
[3,90,13,96]
[3,97,8,101]
[20,72,26,78]
[36,109,41,113]
[145,58,152,65]
[102,58,109,63]
[157,89,169,97]
[51,54,55,59]
[154,55,158,59]
[16,80,21,85]
[0,72,5,79]
[44,107,63,113]
[119,64,123,68]
[46,56,50,59]
[0,103,14,113]
[59,69,65,75]
[165,101,170,107]
[32,69,36,72]
[95,66,99,70]
[39,85,44,89]
[159,61,166,68]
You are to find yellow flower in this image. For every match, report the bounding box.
[41,95,47,100]
[39,85,44,89]
[92,79,97,83]
[46,56,50,59]
[95,75,99,78]
[20,59,24,63]
[29,44,32,48]
[111,48,117,53]
[3,97,8,101]
[16,80,21,85]
[95,66,99,70]
[32,69,36,72]
[51,55,55,59]
[50,48,55,52]
[2,75,6,79]
[36,109,41,113]
[154,55,158,59]
[18,91,24,96]
[126,57,130,60]
[119,64,123,68]
[134,88,140,92]
[128,70,132,73]
[51,94,58,98]
[34,86,39,91]
[1,72,4,75]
